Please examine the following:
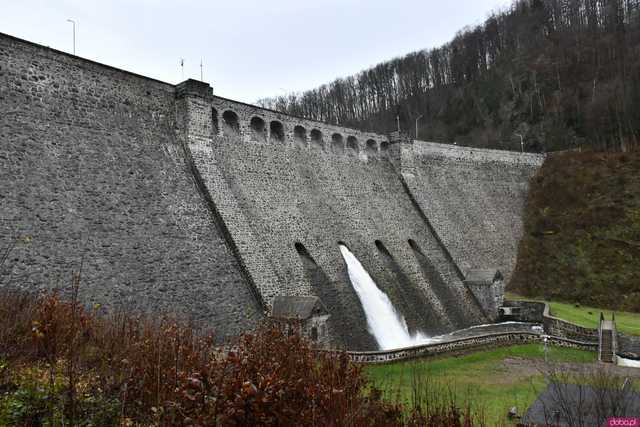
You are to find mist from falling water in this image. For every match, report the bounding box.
[339,244,432,350]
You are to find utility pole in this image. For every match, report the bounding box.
[200,58,203,81]
[66,19,76,55]
[415,114,424,140]
[514,133,524,153]
[180,58,184,80]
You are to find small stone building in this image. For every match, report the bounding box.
[464,269,504,321]
[271,296,330,347]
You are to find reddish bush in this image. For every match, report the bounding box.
[0,289,480,426]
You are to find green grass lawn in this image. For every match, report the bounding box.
[366,344,596,426]
[505,292,640,336]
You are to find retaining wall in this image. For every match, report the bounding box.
[345,332,597,364]
[541,304,599,342]
[503,300,640,358]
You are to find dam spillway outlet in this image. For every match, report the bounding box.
[338,244,433,350]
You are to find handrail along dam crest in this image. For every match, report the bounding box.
[0,32,544,350]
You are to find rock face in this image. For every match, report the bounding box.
[0,32,544,349]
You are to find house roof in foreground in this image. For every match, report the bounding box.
[521,382,640,427]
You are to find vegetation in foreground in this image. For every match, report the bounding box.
[510,149,640,312]
[0,288,486,426]
[506,292,640,336]
[366,344,597,426]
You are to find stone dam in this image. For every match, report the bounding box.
[0,32,544,350]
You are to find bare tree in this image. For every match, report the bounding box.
[260,0,640,152]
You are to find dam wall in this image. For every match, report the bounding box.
[182,86,487,349]
[0,31,543,350]
[0,33,262,340]
[400,141,544,283]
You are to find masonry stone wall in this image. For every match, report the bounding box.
[0,31,545,351]
[541,304,600,343]
[502,300,640,358]
[344,333,597,364]
[185,94,489,350]
[467,279,504,321]
[211,96,389,156]
[0,33,262,340]
[401,141,544,284]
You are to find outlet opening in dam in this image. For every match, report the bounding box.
[407,239,421,253]
[294,242,317,265]
[338,243,433,350]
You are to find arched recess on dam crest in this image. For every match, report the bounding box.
[222,110,240,136]
[380,141,389,157]
[270,120,285,142]
[347,136,359,156]
[294,125,307,149]
[331,133,344,154]
[310,129,324,150]
[366,139,377,158]
[250,116,267,142]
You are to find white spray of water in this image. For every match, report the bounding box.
[339,244,433,350]
[617,356,640,368]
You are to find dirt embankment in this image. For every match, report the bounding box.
[510,150,640,312]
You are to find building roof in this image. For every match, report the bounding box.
[464,269,503,285]
[521,383,640,426]
[271,296,326,320]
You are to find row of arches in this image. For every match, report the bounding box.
[213,107,389,155]
[247,116,284,142]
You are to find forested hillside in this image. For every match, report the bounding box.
[259,0,640,152]
[510,150,640,311]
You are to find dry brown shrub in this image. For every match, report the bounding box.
[0,288,482,426]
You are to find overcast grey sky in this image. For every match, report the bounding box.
[1,0,512,103]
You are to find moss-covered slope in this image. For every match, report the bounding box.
[510,150,640,311]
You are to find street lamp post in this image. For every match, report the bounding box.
[514,133,524,153]
[415,114,424,140]
[66,19,76,55]
[543,335,549,363]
